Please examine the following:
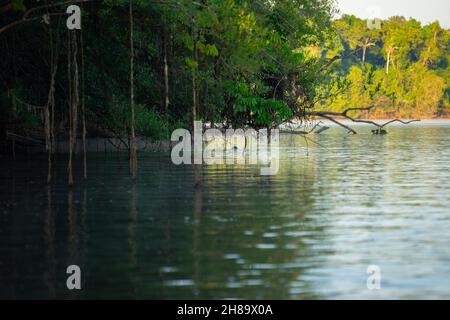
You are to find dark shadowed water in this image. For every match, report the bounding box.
[1,120,450,299]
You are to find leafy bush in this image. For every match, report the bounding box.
[226,81,292,127]
[104,99,169,140]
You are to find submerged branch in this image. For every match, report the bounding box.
[314,114,357,134]
[380,119,421,128]
[294,107,420,134]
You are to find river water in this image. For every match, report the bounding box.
[1,120,450,299]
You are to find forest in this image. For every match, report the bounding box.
[0,0,449,179]
[328,14,449,119]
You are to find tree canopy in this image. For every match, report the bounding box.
[326,14,449,118]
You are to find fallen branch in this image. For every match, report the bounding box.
[314,114,357,134]
[300,107,420,134]
[380,119,421,128]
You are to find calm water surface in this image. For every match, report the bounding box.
[1,121,450,299]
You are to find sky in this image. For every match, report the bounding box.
[337,0,450,28]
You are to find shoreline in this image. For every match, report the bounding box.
[3,119,450,155]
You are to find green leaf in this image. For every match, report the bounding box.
[179,33,194,51]
[206,44,219,57]
[12,0,26,12]
[184,57,198,69]
[197,42,206,54]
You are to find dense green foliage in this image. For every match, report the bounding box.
[0,0,339,142]
[326,15,449,118]
[1,1,449,144]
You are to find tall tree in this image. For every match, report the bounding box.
[129,0,137,179]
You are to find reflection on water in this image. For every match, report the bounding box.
[1,121,450,299]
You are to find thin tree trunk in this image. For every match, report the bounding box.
[51,27,57,156]
[362,46,366,65]
[12,36,16,160]
[67,30,73,186]
[45,92,50,153]
[12,122,15,160]
[163,28,170,113]
[81,29,87,179]
[386,50,390,75]
[68,30,79,186]
[192,62,197,130]
[44,10,53,155]
[73,32,79,180]
[192,35,200,188]
[129,0,137,179]
[46,22,58,183]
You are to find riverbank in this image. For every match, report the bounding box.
[3,119,450,155]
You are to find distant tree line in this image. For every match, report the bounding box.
[324,14,449,118]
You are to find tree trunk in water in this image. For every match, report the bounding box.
[51,30,57,156]
[192,38,200,188]
[81,29,87,179]
[73,32,79,186]
[46,23,58,183]
[68,30,79,186]
[129,0,137,179]
[67,30,73,186]
[45,12,52,182]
